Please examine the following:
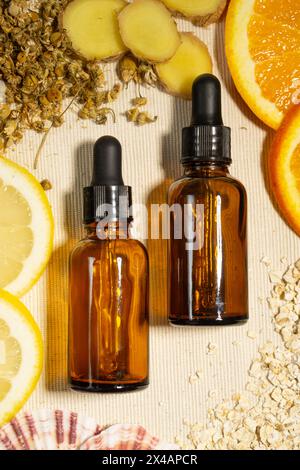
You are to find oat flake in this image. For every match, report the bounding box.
[178,260,300,450]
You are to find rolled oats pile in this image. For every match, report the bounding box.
[268,260,300,354]
[178,260,300,450]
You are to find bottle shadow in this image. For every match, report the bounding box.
[45,141,93,391]
[147,98,190,326]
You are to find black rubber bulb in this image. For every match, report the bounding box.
[91,135,124,186]
[191,74,223,126]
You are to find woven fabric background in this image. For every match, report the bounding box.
[10,17,298,444]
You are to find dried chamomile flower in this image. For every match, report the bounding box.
[118,54,138,85]
[136,112,157,126]
[126,108,157,126]
[126,107,140,123]
[40,179,52,191]
[46,88,63,103]
[0,104,11,121]
[95,108,116,125]
[118,53,157,87]
[8,0,25,17]
[3,119,17,136]
[52,115,65,128]
[132,97,148,107]
[136,62,158,87]
[107,83,122,103]
[0,137,5,151]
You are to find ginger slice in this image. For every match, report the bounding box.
[161,0,227,26]
[156,33,212,99]
[63,0,128,60]
[118,0,181,63]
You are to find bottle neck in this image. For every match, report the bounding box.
[183,163,230,178]
[84,220,132,240]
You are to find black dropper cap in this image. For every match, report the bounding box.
[84,136,132,224]
[182,74,231,165]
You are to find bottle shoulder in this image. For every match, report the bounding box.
[70,237,148,261]
[131,239,149,259]
[70,237,92,255]
[168,173,247,202]
[169,172,246,188]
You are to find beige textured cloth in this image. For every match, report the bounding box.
[12,18,298,444]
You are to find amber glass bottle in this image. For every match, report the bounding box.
[168,75,248,325]
[69,136,149,392]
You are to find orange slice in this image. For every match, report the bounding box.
[225,0,300,129]
[268,105,300,235]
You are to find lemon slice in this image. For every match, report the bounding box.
[0,157,54,297]
[0,289,43,426]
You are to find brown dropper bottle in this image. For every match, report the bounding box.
[69,136,149,392]
[168,74,248,325]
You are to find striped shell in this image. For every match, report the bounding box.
[0,410,101,450]
[80,424,179,450]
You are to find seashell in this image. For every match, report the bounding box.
[0,410,102,450]
[80,424,179,450]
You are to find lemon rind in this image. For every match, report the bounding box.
[0,289,43,426]
[0,157,54,297]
